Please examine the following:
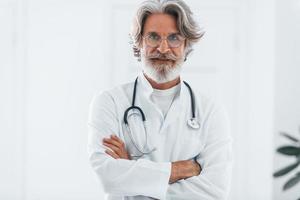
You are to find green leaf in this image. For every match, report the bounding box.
[273,162,300,177]
[283,172,300,190]
[280,132,300,143]
[277,146,300,156]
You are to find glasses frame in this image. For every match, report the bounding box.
[142,32,185,48]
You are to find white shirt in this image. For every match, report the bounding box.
[150,83,181,118]
[87,73,233,200]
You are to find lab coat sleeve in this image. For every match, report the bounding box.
[87,91,172,199]
[165,103,233,200]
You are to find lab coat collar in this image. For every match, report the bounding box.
[137,72,187,104]
[137,73,154,98]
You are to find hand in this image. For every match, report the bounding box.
[169,160,202,184]
[102,134,131,160]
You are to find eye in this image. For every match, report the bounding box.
[168,33,180,42]
[148,32,160,41]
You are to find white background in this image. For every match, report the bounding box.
[0,0,299,199]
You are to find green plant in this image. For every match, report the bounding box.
[273,128,300,192]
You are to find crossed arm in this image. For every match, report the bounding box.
[102,134,201,184]
[88,92,233,199]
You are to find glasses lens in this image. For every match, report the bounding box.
[145,33,161,47]
[167,33,183,47]
[144,33,184,48]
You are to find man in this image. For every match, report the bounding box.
[87,0,233,199]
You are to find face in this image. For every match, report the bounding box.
[140,13,186,83]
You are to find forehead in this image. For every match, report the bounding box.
[143,13,178,35]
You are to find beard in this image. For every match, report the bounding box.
[140,50,185,84]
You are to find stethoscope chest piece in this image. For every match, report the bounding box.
[187,118,200,129]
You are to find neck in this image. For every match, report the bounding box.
[143,73,180,90]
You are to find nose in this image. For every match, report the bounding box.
[157,39,171,54]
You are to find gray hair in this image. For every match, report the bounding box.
[130,0,204,61]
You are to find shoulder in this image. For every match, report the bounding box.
[191,87,223,116]
[89,81,134,110]
[185,83,230,130]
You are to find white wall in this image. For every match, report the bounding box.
[273,0,300,199]
[0,0,107,199]
[0,0,284,199]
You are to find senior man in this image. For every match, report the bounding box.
[87,0,233,199]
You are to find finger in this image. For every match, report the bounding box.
[194,162,202,175]
[103,142,122,155]
[103,137,123,148]
[103,138,122,148]
[105,149,119,159]
[194,160,202,171]
[111,135,125,147]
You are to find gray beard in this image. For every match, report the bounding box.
[141,56,184,84]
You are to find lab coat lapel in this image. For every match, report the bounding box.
[136,73,164,123]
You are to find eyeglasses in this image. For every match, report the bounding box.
[143,32,185,48]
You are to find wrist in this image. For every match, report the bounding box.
[170,162,181,183]
[171,161,188,181]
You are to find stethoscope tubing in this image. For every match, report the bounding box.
[123,77,199,158]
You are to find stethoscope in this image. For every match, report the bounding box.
[123,77,200,158]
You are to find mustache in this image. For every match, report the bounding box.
[146,52,177,61]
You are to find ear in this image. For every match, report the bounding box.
[133,46,141,59]
[184,46,193,62]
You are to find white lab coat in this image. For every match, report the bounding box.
[87,73,233,200]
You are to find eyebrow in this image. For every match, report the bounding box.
[145,31,180,36]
